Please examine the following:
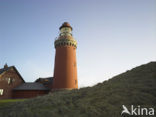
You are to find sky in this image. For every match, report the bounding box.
[0,0,156,87]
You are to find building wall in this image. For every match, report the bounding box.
[0,68,24,99]
[13,90,49,98]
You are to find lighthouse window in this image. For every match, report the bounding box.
[0,89,4,95]
[74,62,76,67]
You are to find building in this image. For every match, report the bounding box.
[0,22,78,99]
[35,77,53,89]
[0,64,50,99]
[52,22,78,90]
[12,82,49,98]
[0,64,25,99]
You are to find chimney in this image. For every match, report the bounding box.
[4,63,8,69]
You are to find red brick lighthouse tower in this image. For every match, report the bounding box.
[52,22,78,90]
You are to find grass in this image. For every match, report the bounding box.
[0,99,25,103]
[0,99,25,106]
[0,61,155,117]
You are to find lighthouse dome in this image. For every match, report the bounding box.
[59,22,73,30]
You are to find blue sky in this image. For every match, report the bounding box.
[0,0,156,87]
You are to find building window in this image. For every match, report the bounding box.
[8,78,11,84]
[0,89,4,95]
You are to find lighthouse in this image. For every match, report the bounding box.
[52,22,78,90]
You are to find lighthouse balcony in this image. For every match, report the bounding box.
[54,39,77,48]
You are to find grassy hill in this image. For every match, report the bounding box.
[0,62,156,117]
